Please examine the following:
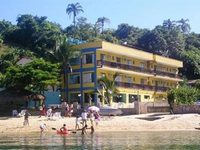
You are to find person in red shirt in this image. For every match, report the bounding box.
[60,124,68,133]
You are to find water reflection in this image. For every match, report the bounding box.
[0,131,200,149]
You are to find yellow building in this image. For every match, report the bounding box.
[65,41,183,108]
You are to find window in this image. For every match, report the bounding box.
[140,79,146,84]
[127,77,132,83]
[112,56,115,61]
[140,63,145,68]
[114,94,126,103]
[116,57,121,63]
[70,74,80,84]
[70,58,80,65]
[100,54,106,60]
[115,75,121,82]
[144,95,150,99]
[107,55,111,60]
[83,53,94,64]
[83,72,94,83]
[129,94,139,103]
[70,93,80,103]
[127,60,132,65]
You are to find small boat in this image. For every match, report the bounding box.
[57,130,69,135]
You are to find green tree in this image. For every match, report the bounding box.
[0,35,3,47]
[25,59,59,93]
[47,38,80,99]
[163,19,176,30]
[181,48,200,79]
[99,29,118,43]
[66,3,84,26]
[5,15,63,58]
[96,17,110,33]
[1,58,59,93]
[114,23,148,47]
[98,73,119,105]
[0,20,16,40]
[64,17,95,42]
[0,48,34,73]
[167,85,199,105]
[138,25,185,58]
[115,23,132,39]
[177,18,191,34]
[185,33,200,50]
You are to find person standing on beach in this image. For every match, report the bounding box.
[94,111,100,126]
[75,115,81,131]
[81,125,88,135]
[81,110,88,127]
[23,110,31,126]
[88,110,95,126]
[46,106,53,119]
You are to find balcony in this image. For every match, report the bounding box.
[97,60,153,74]
[155,70,180,78]
[115,81,169,92]
[97,60,181,79]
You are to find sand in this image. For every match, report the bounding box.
[0,113,200,135]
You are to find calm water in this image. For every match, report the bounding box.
[0,131,200,150]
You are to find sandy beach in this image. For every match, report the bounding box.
[0,113,200,135]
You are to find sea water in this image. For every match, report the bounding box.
[0,131,200,150]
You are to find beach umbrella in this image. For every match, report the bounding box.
[88,106,100,112]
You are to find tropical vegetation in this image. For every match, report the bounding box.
[0,2,200,105]
[98,73,120,105]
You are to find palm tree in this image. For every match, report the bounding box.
[163,19,176,30]
[177,18,191,33]
[96,17,110,33]
[66,3,84,26]
[47,37,80,101]
[98,72,119,105]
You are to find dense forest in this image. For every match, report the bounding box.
[0,2,200,94]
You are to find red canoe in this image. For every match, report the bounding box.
[57,130,69,135]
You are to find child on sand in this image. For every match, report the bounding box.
[40,123,47,133]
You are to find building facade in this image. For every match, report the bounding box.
[62,41,183,108]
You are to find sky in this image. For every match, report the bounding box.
[0,0,200,33]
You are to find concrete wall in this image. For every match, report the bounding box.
[119,101,170,115]
[44,91,60,107]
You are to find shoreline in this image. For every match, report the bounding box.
[1,113,200,136]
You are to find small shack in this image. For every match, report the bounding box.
[0,88,33,111]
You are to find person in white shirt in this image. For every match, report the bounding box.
[75,115,82,131]
[40,123,47,133]
[46,107,53,119]
[81,110,88,126]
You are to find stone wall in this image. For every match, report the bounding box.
[147,106,170,113]
[173,104,200,114]
[120,108,136,115]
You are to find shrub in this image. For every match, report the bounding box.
[167,85,199,105]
